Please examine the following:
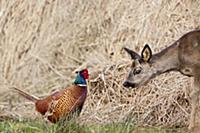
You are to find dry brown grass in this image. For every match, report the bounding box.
[0,0,200,127]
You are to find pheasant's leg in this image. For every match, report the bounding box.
[43,115,50,123]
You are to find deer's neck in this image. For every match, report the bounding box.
[151,42,180,75]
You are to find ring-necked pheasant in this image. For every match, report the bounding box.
[12,69,89,123]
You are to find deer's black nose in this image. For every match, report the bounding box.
[123,81,135,88]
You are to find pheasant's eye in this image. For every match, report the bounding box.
[83,71,88,75]
[134,68,142,75]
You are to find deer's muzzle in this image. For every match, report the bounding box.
[123,81,136,88]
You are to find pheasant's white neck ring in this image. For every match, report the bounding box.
[76,84,87,87]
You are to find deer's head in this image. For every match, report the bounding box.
[123,44,156,88]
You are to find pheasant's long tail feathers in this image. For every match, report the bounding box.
[12,87,39,103]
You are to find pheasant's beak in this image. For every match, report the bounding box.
[86,79,89,85]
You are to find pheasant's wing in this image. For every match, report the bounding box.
[43,90,64,114]
[50,90,65,100]
[47,86,87,122]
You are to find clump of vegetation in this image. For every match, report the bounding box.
[0,119,135,133]
[0,0,200,128]
[0,119,186,133]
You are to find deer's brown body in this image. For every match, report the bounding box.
[123,30,200,130]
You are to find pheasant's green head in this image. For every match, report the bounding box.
[74,69,89,86]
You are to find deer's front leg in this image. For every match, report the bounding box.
[189,76,200,130]
[189,90,199,130]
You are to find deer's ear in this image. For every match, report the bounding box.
[141,44,152,62]
[123,47,141,60]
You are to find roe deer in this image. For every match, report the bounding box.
[123,30,200,130]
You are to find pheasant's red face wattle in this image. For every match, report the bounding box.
[81,69,89,79]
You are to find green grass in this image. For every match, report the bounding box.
[0,119,187,133]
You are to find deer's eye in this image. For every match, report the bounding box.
[134,68,142,75]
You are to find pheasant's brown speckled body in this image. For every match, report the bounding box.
[13,69,89,123]
[46,86,87,123]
